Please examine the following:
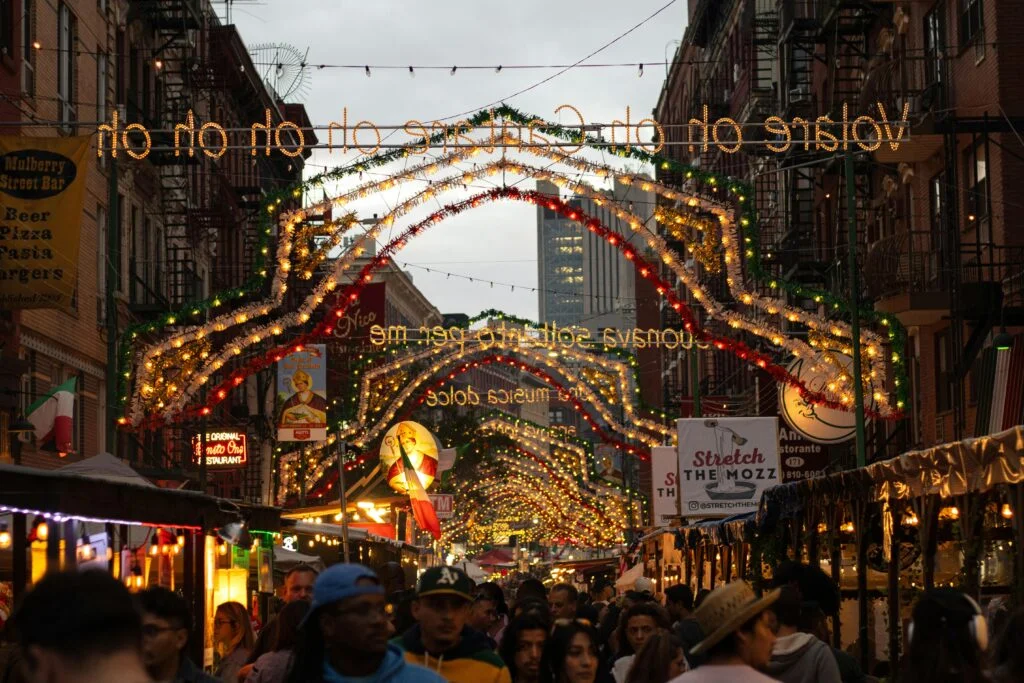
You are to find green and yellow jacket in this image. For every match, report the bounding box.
[394,625,511,683]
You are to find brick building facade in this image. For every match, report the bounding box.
[654,0,1024,460]
[2,1,314,503]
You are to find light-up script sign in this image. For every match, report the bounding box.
[370,322,711,352]
[96,102,912,159]
[191,432,248,467]
[426,385,582,407]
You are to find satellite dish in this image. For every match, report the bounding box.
[248,43,311,101]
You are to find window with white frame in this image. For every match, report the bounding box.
[57,2,76,127]
[21,0,34,96]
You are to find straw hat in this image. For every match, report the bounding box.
[689,581,781,656]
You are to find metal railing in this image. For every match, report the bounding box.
[864,231,1024,302]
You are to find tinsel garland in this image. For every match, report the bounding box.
[147,187,895,430]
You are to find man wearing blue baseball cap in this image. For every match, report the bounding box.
[285,564,444,683]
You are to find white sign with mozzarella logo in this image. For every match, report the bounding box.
[677,417,780,518]
[779,356,859,444]
[651,446,680,525]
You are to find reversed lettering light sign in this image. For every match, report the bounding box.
[191,432,248,468]
[677,417,780,519]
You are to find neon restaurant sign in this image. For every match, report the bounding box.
[191,432,248,468]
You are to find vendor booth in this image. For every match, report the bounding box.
[0,457,280,667]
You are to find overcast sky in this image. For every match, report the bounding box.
[224,1,687,320]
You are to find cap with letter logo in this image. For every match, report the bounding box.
[416,566,474,601]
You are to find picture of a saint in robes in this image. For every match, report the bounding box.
[279,370,328,426]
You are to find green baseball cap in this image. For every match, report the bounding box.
[417,566,474,601]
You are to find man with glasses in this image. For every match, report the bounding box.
[138,586,217,683]
[396,566,512,682]
[286,563,443,682]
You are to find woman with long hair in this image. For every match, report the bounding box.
[245,601,309,683]
[902,589,989,683]
[214,602,255,683]
[542,621,601,683]
[625,631,687,683]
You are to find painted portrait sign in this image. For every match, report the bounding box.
[276,345,328,441]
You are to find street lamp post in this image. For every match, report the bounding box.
[337,437,351,563]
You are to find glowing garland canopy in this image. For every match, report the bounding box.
[121,110,905,429]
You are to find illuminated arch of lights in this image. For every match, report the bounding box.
[122,123,901,428]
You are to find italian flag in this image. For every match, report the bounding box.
[27,377,76,454]
[398,440,441,540]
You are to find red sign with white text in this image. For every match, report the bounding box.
[191,432,247,468]
[330,282,386,348]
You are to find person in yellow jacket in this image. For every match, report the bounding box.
[394,566,512,683]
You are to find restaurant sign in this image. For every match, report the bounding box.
[191,432,247,468]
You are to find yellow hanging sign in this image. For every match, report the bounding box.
[0,135,91,310]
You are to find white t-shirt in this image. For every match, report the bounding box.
[669,664,777,683]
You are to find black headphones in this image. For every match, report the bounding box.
[907,592,988,651]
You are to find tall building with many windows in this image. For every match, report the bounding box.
[536,180,584,327]
[580,175,655,335]
[654,0,1024,463]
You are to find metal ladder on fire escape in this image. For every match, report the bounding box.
[822,0,873,302]
[144,0,205,308]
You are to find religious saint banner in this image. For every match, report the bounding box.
[276,345,328,441]
[0,136,91,310]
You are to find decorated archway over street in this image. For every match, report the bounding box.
[120,108,906,432]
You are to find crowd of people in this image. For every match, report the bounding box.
[3,559,1024,683]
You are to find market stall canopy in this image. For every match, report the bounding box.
[0,463,280,532]
[273,545,325,574]
[454,560,486,581]
[473,549,514,566]
[760,424,1024,523]
[615,562,643,591]
[58,453,155,487]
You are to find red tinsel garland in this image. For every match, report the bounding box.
[142,186,897,428]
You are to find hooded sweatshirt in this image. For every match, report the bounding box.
[395,625,512,683]
[766,632,842,683]
[322,643,445,683]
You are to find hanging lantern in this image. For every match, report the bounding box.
[379,421,440,494]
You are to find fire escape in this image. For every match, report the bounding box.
[140,0,207,309]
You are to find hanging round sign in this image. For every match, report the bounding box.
[778,355,859,444]
[379,421,440,494]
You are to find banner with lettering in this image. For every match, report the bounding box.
[650,446,680,525]
[0,136,91,310]
[276,344,328,441]
[677,417,780,519]
[329,282,385,348]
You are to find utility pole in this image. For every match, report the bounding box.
[845,149,867,468]
[338,438,351,563]
[689,345,701,418]
[105,157,119,455]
